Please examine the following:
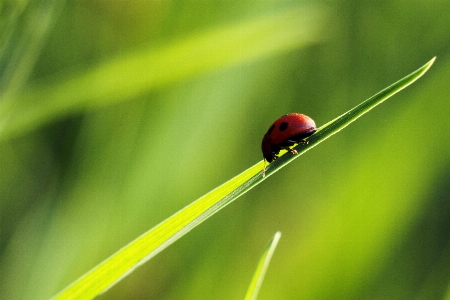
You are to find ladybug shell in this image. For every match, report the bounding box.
[261,113,316,163]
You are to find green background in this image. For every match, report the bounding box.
[1,1,449,299]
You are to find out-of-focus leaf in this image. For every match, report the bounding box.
[0,5,330,141]
[244,232,281,300]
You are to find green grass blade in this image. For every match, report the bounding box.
[0,5,329,142]
[262,57,436,177]
[244,232,282,300]
[50,57,435,299]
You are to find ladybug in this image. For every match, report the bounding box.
[261,113,317,176]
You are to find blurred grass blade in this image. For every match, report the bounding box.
[0,0,62,101]
[0,5,330,141]
[50,58,435,299]
[244,232,282,300]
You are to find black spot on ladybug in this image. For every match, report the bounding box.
[267,124,275,135]
[279,122,289,132]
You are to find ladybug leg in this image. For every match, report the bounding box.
[262,157,276,177]
[284,139,310,155]
[278,145,298,155]
[285,139,309,146]
[282,147,297,155]
[280,141,298,155]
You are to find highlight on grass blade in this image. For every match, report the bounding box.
[50,57,435,299]
[244,232,282,300]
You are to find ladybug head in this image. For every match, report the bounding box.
[261,140,279,163]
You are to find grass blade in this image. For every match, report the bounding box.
[262,57,436,177]
[244,232,282,300]
[50,57,435,299]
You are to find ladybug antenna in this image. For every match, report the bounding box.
[262,159,266,177]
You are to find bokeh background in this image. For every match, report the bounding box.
[1,1,450,299]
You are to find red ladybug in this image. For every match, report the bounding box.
[261,113,316,176]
